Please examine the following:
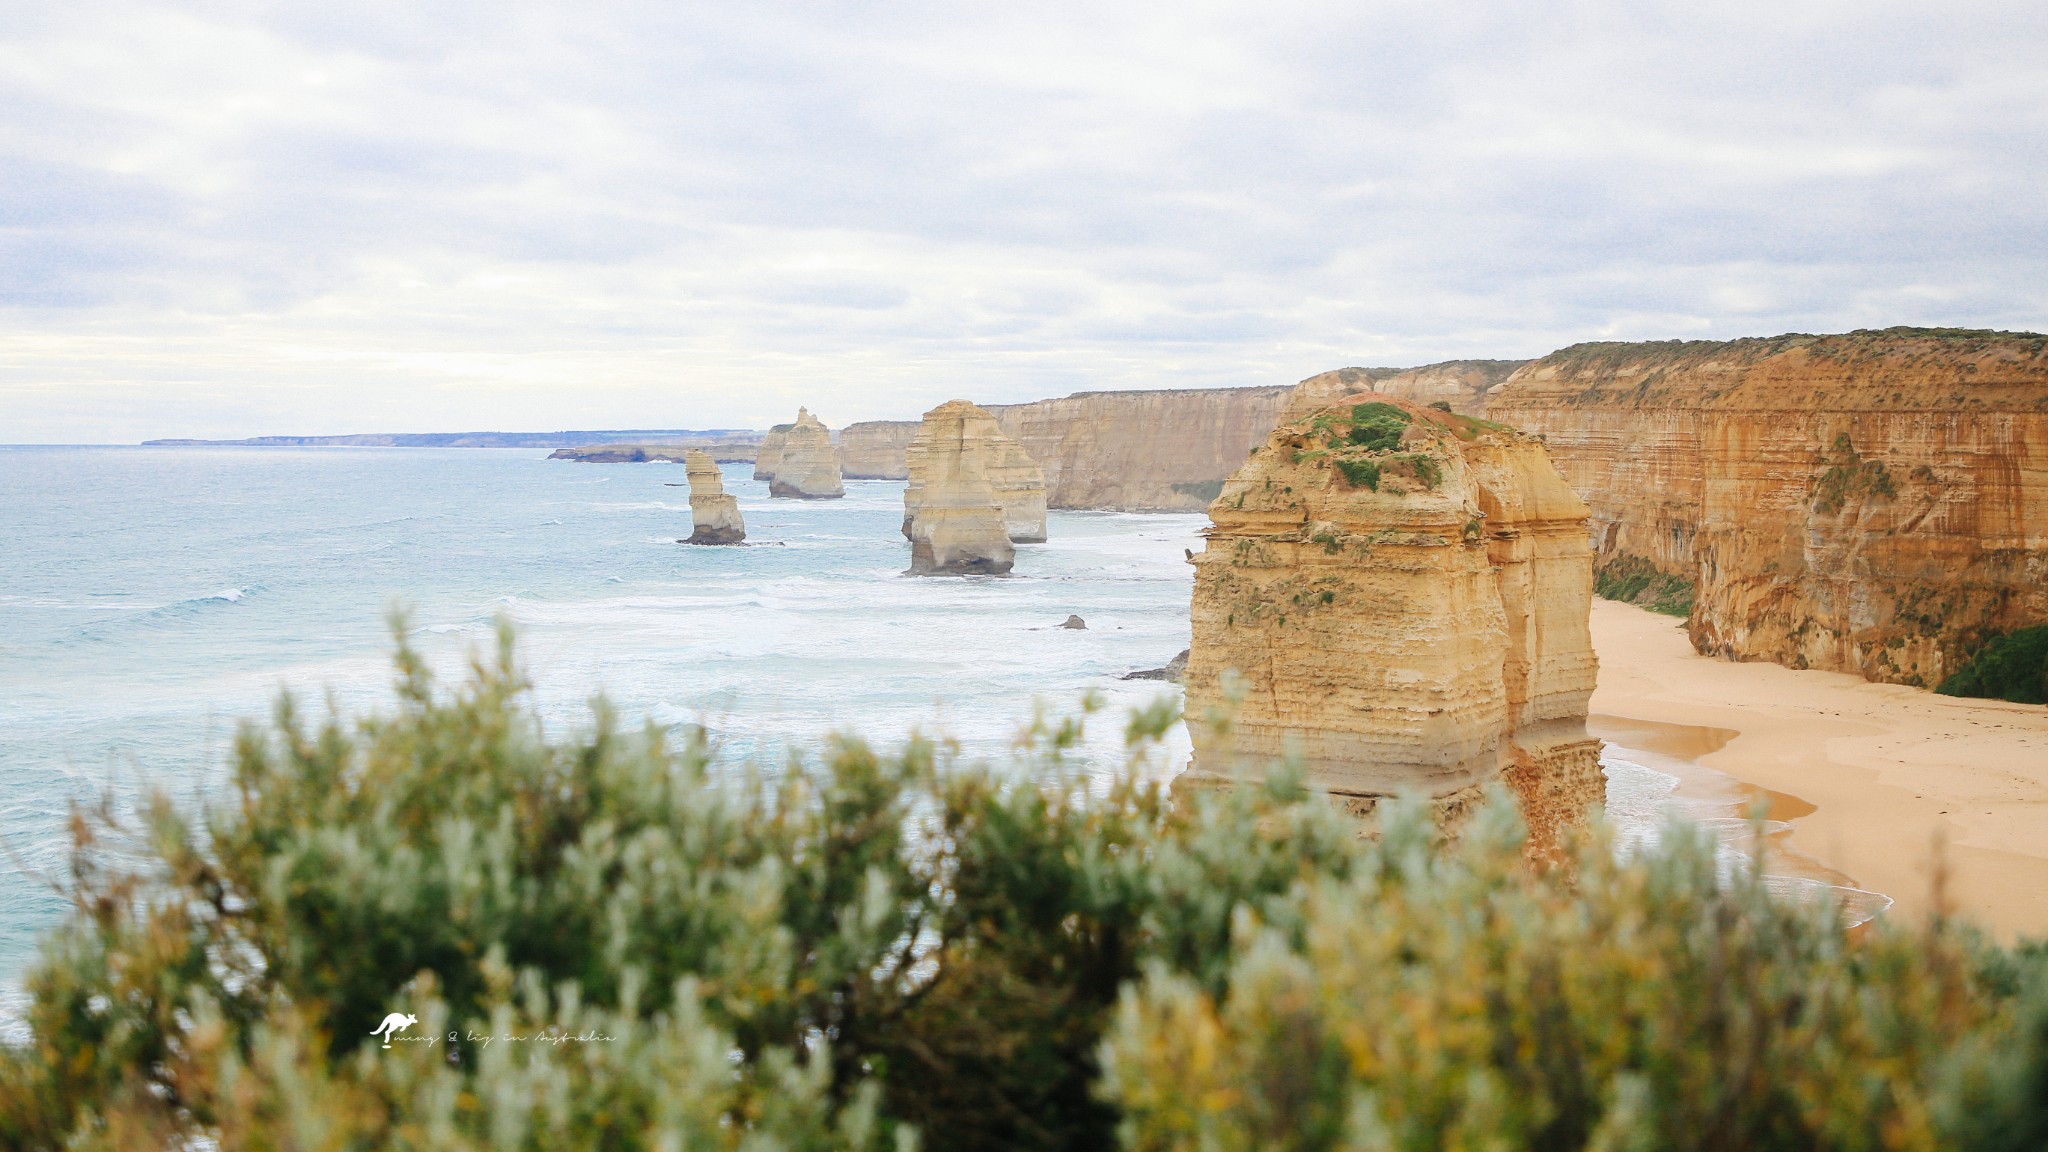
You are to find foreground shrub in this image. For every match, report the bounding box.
[1,624,2044,1150]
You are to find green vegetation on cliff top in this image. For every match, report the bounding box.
[4,624,2047,1151]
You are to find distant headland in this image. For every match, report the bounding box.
[141,429,762,449]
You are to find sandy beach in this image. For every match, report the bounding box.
[1590,598,2048,940]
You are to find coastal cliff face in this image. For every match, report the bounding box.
[839,420,920,479]
[904,401,1016,575]
[683,450,746,544]
[1297,361,1529,417]
[768,409,845,499]
[752,425,792,481]
[1486,329,2048,687]
[986,387,1295,511]
[1183,393,1602,848]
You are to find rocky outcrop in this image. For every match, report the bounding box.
[903,402,1015,575]
[1296,361,1529,417]
[768,409,845,499]
[752,424,793,481]
[903,401,1048,542]
[839,420,921,479]
[682,449,746,544]
[1486,328,2048,687]
[1183,393,1602,850]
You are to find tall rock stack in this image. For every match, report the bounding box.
[682,449,746,544]
[752,424,793,481]
[903,401,1018,575]
[768,408,844,499]
[903,400,1048,543]
[1182,392,1602,852]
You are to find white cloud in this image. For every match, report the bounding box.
[0,0,2044,441]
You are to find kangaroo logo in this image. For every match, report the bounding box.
[371,1012,418,1048]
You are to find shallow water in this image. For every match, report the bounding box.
[0,445,1878,1039]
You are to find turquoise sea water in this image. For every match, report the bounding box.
[0,445,1884,1036]
[0,447,1205,1008]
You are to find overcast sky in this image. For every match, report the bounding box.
[2,1,2044,442]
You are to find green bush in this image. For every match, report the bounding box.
[1595,553,1695,617]
[2,625,2045,1151]
[1169,480,1226,503]
[1938,625,2048,705]
[1344,403,1411,452]
[1334,458,1381,490]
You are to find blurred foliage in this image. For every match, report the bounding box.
[2,621,2045,1150]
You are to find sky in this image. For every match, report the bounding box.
[2,1,2045,442]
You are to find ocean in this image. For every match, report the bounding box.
[0,445,1881,1034]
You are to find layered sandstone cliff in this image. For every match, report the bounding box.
[752,424,793,481]
[1486,329,2048,687]
[904,401,1016,575]
[682,449,746,544]
[1296,361,1528,417]
[903,401,1047,543]
[840,420,920,479]
[768,409,845,499]
[1183,393,1602,848]
[983,387,1291,511]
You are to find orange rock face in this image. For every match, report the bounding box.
[1183,393,1602,848]
[1487,329,2048,687]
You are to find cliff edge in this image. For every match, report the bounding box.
[1486,328,2048,687]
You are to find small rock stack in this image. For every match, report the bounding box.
[682,449,746,544]
[768,408,844,499]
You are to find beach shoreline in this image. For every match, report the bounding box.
[1589,598,2048,940]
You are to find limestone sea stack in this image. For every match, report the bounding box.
[682,449,745,544]
[767,408,844,499]
[903,400,1048,543]
[1182,393,1603,851]
[903,401,1018,575]
[752,424,793,481]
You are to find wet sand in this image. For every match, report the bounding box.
[1590,599,2048,940]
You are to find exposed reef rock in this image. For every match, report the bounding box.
[1123,649,1189,682]
[839,420,921,479]
[1183,393,1602,851]
[903,402,1016,575]
[1486,328,2048,687]
[752,424,793,481]
[903,400,1049,543]
[682,449,746,544]
[767,409,845,499]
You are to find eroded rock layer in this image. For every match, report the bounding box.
[768,409,845,499]
[904,401,1047,543]
[1295,361,1529,417]
[839,420,921,479]
[1184,393,1602,849]
[752,425,792,481]
[904,401,1016,575]
[1485,329,2048,686]
[683,449,746,544]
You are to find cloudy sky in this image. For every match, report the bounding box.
[3,1,2044,442]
